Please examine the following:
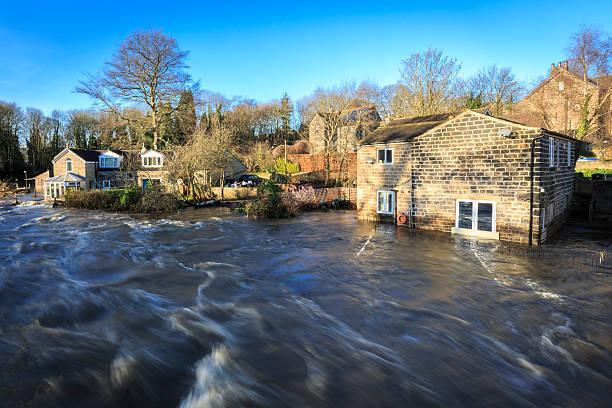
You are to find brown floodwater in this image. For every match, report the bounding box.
[0,199,610,407]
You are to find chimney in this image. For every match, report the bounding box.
[561,61,568,70]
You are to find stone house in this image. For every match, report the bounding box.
[356,109,578,245]
[510,61,611,157]
[309,105,381,154]
[42,147,246,200]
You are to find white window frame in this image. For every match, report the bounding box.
[66,158,73,172]
[549,138,559,168]
[376,148,393,164]
[376,190,395,215]
[99,156,119,168]
[454,199,497,233]
[142,154,163,167]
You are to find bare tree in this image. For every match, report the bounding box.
[76,30,193,150]
[300,84,356,185]
[167,127,234,201]
[467,65,524,115]
[394,48,461,117]
[566,25,611,142]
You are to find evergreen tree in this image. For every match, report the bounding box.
[0,101,27,179]
[279,92,293,142]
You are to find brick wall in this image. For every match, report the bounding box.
[288,153,357,180]
[357,111,577,245]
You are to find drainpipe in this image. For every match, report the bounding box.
[529,133,546,246]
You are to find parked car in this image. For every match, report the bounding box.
[226,174,262,187]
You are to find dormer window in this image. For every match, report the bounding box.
[99,157,119,168]
[66,158,73,172]
[142,151,164,167]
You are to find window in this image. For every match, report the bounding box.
[66,158,73,172]
[549,138,559,167]
[102,180,111,189]
[142,156,162,167]
[558,81,565,91]
[567,141,572,166]
[377,148,393,164]
[376,190,395,215]
[100,157,118,168]
[455,200,496,233]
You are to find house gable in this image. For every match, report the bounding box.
[141,150,165,168]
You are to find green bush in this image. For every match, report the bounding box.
[136,186,179,213]
[271,157,300,175]
[64,186,178,213]
[243,180,289,218]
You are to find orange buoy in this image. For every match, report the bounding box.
[397,214,408,224]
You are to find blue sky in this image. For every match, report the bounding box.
[0,0,610,114]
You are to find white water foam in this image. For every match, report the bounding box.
[179,346,261,408]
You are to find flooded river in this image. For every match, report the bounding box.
[0,200,610,407]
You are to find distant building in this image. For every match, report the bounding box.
[40,147,246,200]
[356,109,578,245]
[309,105,381,153]
[510,61,611,146]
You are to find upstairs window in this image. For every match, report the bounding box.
[558,81,565,91]
[377,148,393,164]
[66,158,73,172]
[99,157,118,168]
[142,155,163,167]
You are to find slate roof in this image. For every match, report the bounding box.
[70,149,103,162]
[359,112,458,145]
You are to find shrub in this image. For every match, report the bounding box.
[243,180,288,218]
[0,180,15,198]
[271,157,300,175]
[136,186,179,213]
[64,186,178,213]
[240,182,318,218]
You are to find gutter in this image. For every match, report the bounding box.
[528,133,547,246]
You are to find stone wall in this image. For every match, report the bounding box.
[357,111,578,245]
[356,143,411,223]
[308,115,326,154]
[53,152,96,190]
[514,65,600,134]
[537,135,577,242]
[33,171,48,193]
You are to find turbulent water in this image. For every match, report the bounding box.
[1,199,611,407]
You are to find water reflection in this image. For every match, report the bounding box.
[0,200,610,407]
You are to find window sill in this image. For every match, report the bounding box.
[451,227,499,240]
